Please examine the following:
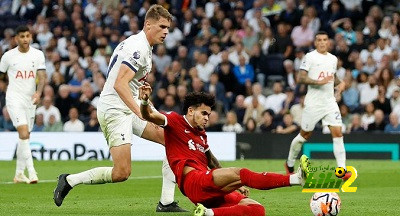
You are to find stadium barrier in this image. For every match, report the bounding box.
[0,132,236,161]
[237,133,400,161]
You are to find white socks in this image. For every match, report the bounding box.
[16,139,36,175]
[66,167,113,187]
[333,137,346,168]
[159,158,176,205]
[287,134,307,167]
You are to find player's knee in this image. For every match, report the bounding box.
[112,167,131,182]
[248,204,265,216]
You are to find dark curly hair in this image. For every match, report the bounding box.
[183,92,215,114]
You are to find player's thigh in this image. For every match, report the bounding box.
[212,167,241,189]
[321,105,342,129]
[301,106,325,132]
[110,144,131,171]
[98,109,133,148]
[7,105,34,134]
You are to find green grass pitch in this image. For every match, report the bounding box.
[0,159,399,215]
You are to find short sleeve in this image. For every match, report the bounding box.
[299,53,311,72]
[0,53,9,73]
[121,49,142,73]
[162,111,180,128]
[37,51,46,70]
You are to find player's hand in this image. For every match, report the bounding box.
[318,75,333,85]
[139,82,152,101]
[31,92,40,105]
[237,186,250,196]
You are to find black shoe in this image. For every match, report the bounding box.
[53,174,72,207]
[156,201,188,212]
[284,161,295,174]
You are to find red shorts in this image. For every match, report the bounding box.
[182,169,246,208]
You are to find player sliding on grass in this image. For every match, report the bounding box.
[139,84,311,216]
[53,5,186,212]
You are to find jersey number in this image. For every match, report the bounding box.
[106,54,118,78]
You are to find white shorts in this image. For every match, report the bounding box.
[301,104,342,132]
[97,108,147,148]
[7,104,36,131]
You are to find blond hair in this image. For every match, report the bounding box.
[145,4,172,22]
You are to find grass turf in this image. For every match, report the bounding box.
[0,159,399,215]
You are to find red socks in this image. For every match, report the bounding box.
[212,204,265,216]
[239,168,290,190]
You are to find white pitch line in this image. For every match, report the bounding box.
[0,175,162,185]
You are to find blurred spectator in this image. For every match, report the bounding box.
[372,38,392,65]
[244,83,266,108]
[350,31,367,53]
[384,113,400,133]
[175,46,193,71]
[55,84,75,122]
[233,55,254,88]
[32,113,45,132]
[222,111,243,133]
[304,6,320,35]
[290,94,305,125]
[43,114,63,132]
[11,0,36,21]
[36,96,61,126]
[275,113,298,134]
[205,111,223,132]
[77,82,96,117]
[204,73,227,113]
[348,113,365,133]
[68,66,87,99]
[153,44,172,76]
[208,42,222,69]
[378,16,392,39]
[85,109,100,132]
[0,80,6,112]
[243,96,264,125]
[340,104,352,128]
[265,82,287,114]
[244,117,259,133]
[159,94,180,113]
[361,103,376,129]
[259,109,276,132]
[0,28,15,51]
[367,109,386,131]
[390,88,400,109]
[217,60,241,99]
[278,0,301,27]
[279,87,296,116]
[331,18,356,45]
[359,75,378,106]
[0,107,15,131]
[291,16,314,49]
[63,107,84,132]
[229,42,249,66]
[268,22,293,59]
[248,7,270,34]
[342,76,360,112]
[261,27,274,55]
[372,86,391,115]
[232,95,246,124]
[195,52,214,83]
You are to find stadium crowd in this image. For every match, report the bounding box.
[0,0,400,134]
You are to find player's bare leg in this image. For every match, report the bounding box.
[14,125,37,184]
[53,144,130,207]
[285,129,311,174]
[329,126,350,180]
[141,122,187,212]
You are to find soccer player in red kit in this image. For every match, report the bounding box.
[139,84,310,216]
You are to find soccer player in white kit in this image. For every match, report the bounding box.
[53,5,186,212]
[285,31,351,180]
[0,26,46,184]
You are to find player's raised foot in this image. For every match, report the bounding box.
[299,155,311,186]
[156,201,188,212]
[193,203,206,216]
[53,174,72,207]
[284,161,295,175]
[29,171,38,184]
[341,171,352,181]
[13,173,30,184]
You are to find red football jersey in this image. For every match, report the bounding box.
[163,111,209,188]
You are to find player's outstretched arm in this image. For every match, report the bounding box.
[32,69,46,105]
[114,64,142,117]
[139,83,166,126]
[298,70,333,85]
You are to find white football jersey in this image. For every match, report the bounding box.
[98,31,153,113]
[0,46,45,106]
[300,50,338,107]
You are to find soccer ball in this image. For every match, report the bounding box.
[335,167,346,178]
[310,192,341,216]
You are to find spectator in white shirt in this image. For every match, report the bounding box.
[244,83,267,108]
[228,42,249,66]
[359,75,379,106]
[36,96,61,126]
[265,82,287,114]
[195,52,214,83]
[63,107,84,132]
